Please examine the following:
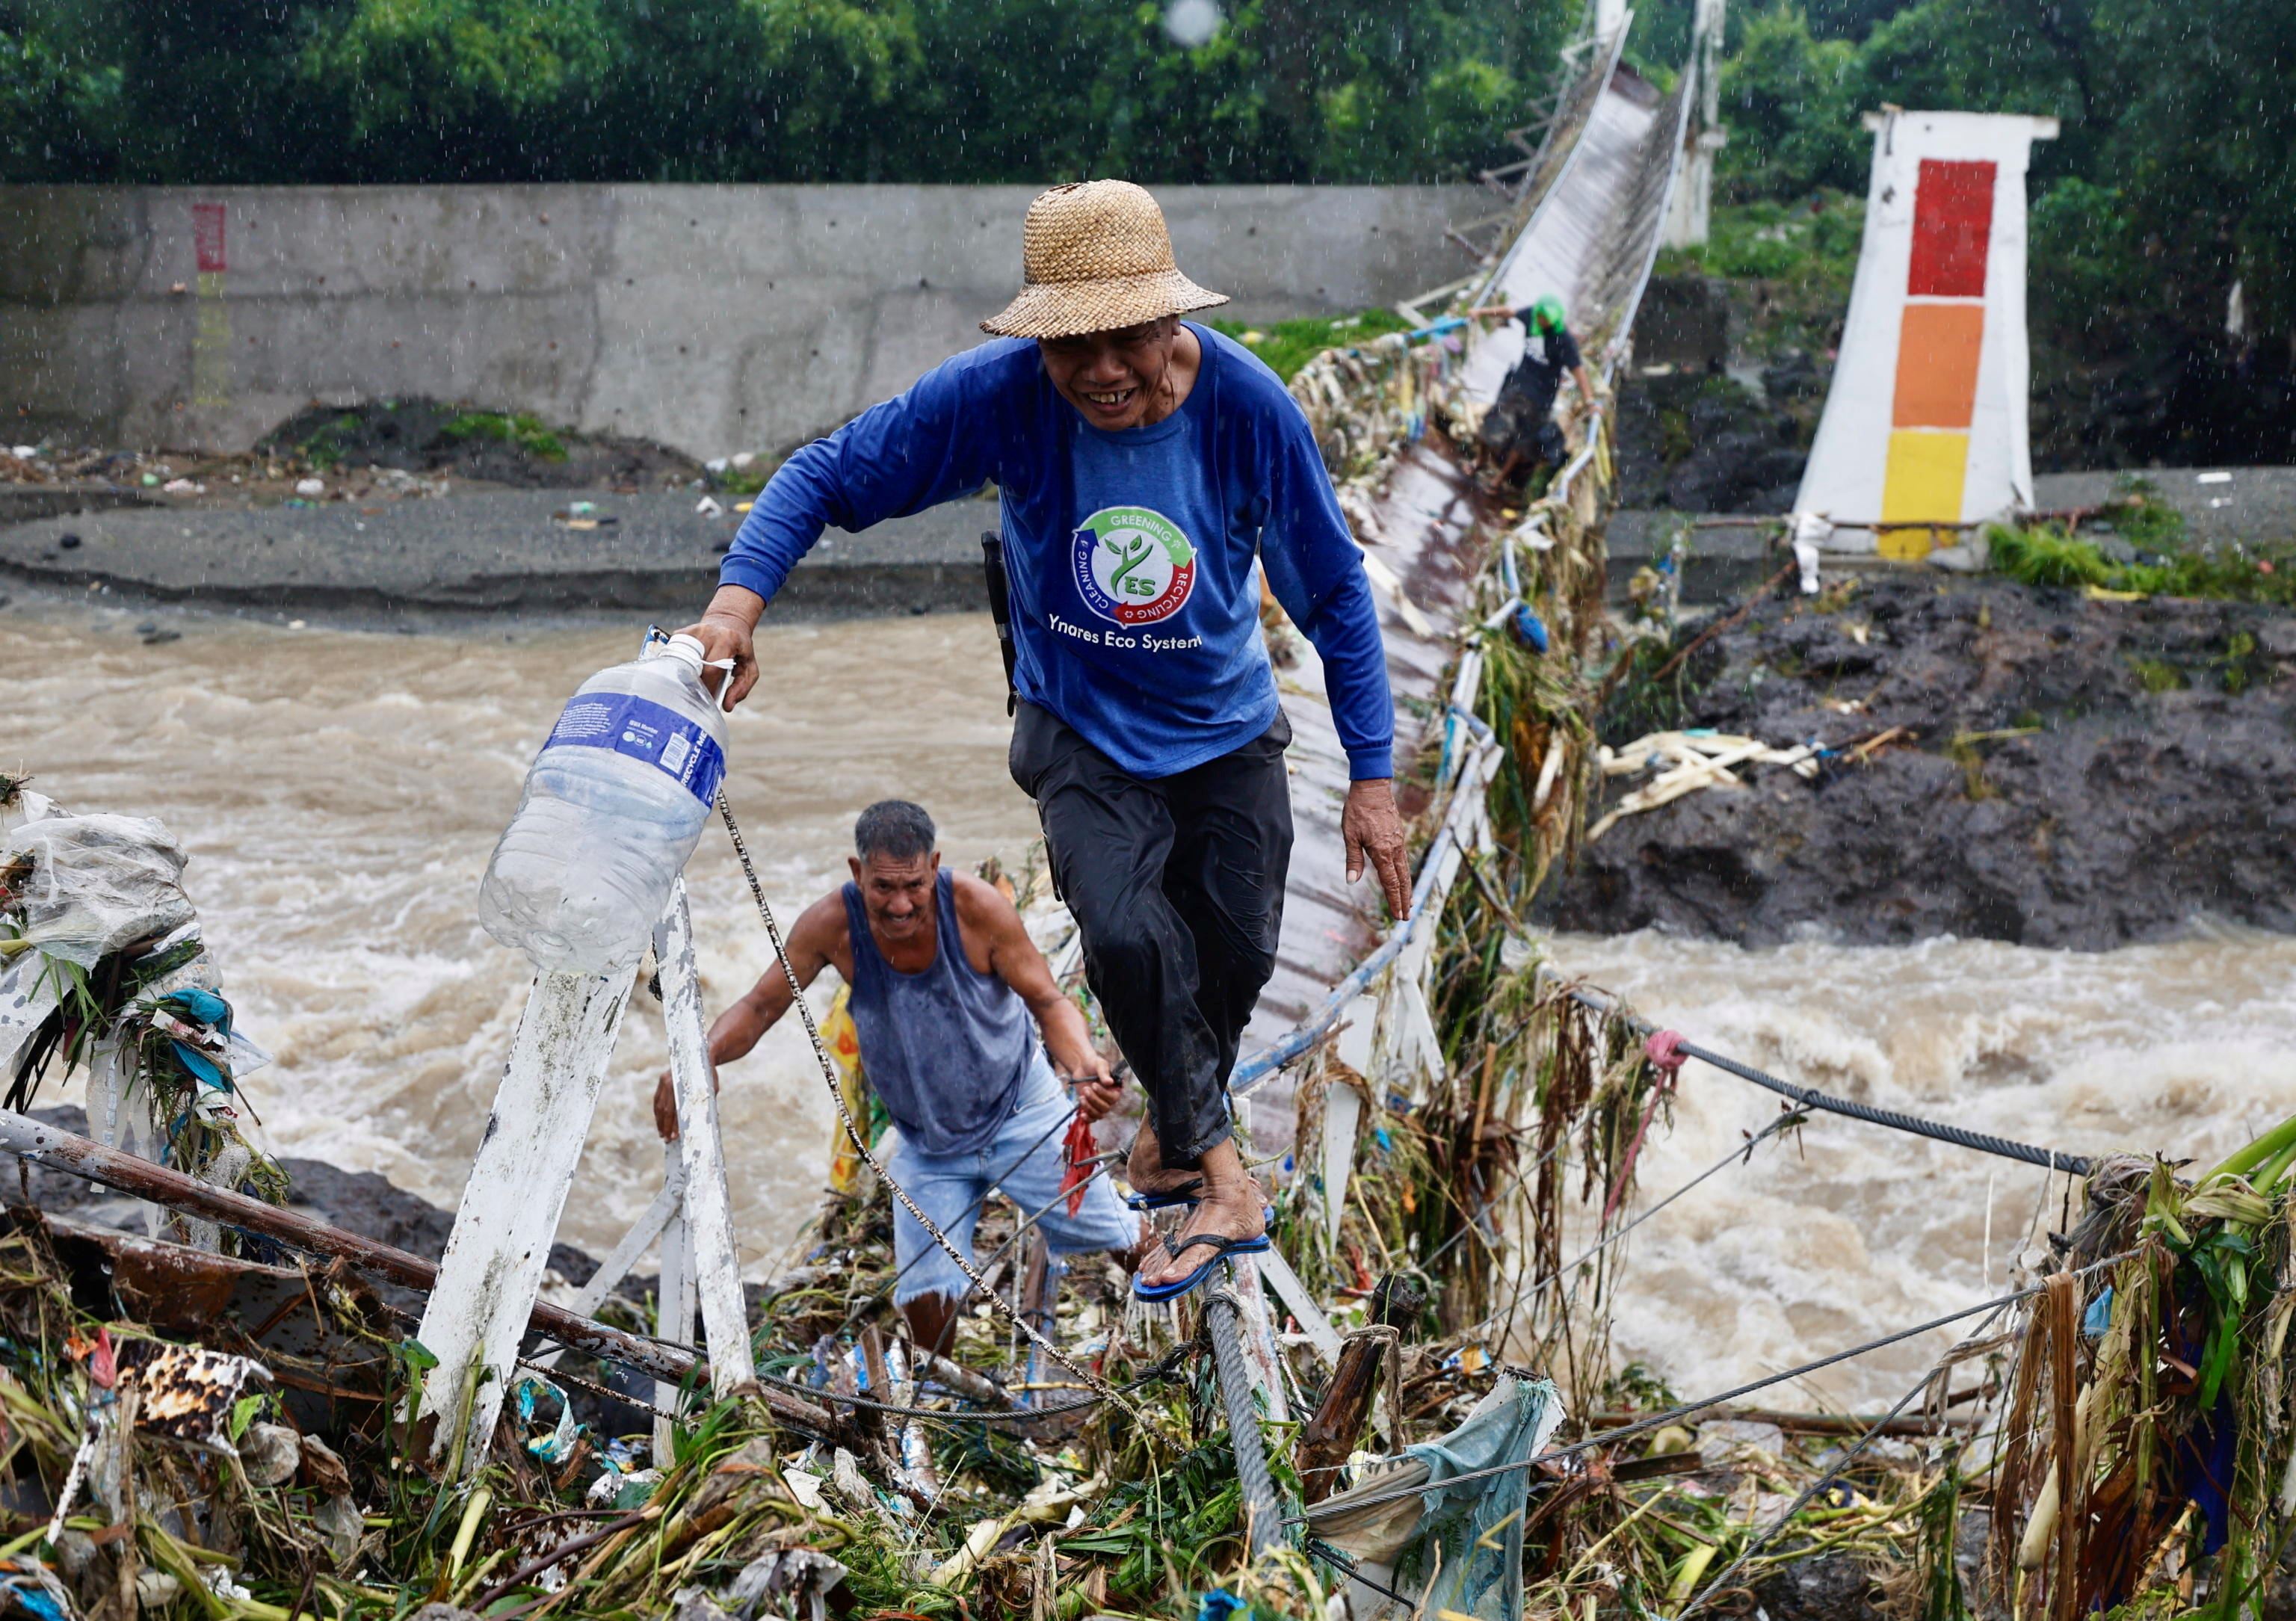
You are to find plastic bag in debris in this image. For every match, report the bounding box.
[723,1549,848,1621]
[1308,1374,1565,1621]
[1789,510,1833,595]
[0,954,60,1091]
[3,812,194,969]
[149,987,270,1088]
[513,1373,582,1465]
[0,1551,76,1621]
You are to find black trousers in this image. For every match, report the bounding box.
[1009,703,1293,1169]
[1476,383,1567,471]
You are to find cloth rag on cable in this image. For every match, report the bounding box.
[1306,1373,1565,1621]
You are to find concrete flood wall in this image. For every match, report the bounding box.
[1,184,1476,460]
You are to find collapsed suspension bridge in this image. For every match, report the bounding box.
[0,10,2247,1621]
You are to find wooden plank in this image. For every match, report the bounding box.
[655,881,759,1396]
[568,1158,685,1322]
[1321,1081,1363,1252]
[652,1146,696,1467]
[415,970,633,1472]
[1256,1243,1344,1365]
[1296,1330,1391,1503]
[0,1108,835,1436]
[1231,1256,1291,1424]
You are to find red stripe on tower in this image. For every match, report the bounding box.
[193,203,227,274]
[1906,159,1993,297]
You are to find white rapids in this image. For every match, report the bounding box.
[7,596,2292,1406]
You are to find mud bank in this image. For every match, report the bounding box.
[1547,572,2296,947]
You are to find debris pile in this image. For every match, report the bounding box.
[7,265,2289,1621]
[1,777,283,1247]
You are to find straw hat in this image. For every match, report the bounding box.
[981,181,1229,340]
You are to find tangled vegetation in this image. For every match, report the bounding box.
[1985,520,2296,610]
[1209,310,1418,383]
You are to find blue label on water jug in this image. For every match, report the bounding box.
[545,694,726,805]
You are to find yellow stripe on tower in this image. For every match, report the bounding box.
[1880,430,1969,559]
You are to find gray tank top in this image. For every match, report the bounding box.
[841,869,1034,1155]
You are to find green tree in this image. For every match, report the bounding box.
[1717,7,1866,199]
[2086,0,2296,336]
[0,1,121,181]
[306,0,615,179]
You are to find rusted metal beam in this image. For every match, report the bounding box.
[0,1111,834,1436]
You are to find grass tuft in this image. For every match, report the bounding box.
[439,410,569,462]
[1987,519,2295,608]
[1209,308,1416,381]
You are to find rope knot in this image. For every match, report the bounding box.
[1644,1029,1688,1075]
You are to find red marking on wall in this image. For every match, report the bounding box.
[194,203,226,274]
[1907,159,1993,298]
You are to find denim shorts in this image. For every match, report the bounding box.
[883,1049,1139,1306]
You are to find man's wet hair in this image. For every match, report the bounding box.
[855,800,936,862]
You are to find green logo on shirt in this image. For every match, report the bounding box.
[1072,506,1197,626]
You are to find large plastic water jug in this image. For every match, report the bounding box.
[479,633,729,974]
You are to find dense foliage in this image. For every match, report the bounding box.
[0,0,1576,185]
[6,0,2293,401]
[1701,0,2296,356]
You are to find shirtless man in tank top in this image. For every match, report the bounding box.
[653,800,1149,1356]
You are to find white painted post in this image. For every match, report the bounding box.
[1326,992,1380,1250]
[1664,0,1728,248]
[1256,1243,1343,1365]
[416,970,633,1472]
[654,880,758,1398]
[653,1158,697,1467]
[1321,1081,1364,1253]
[1230,1258,1291,1424]
[540,1152,688,1344]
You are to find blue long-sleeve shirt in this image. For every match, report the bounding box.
[719,324,1395,781]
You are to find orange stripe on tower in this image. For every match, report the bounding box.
[1892,303,1985,428]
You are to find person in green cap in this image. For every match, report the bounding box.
[1467,294,1595,484]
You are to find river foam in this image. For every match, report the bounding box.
[1542,927,2296,1407]
[7,602,1040,1270]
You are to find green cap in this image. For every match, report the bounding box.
[1529,295,1567,333]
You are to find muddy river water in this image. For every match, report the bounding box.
[9,599,2295,1406]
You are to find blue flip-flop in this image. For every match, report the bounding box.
[1132,1232,1272,1303]
[1124,1178,1206,1212]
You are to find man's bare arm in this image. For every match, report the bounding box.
[957,876,1120,1120]
[655,892,842,1140]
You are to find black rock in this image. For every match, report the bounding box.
[1549,575,2296,948]
[1750,1551,1886,1621]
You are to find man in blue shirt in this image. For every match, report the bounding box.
[678,180,1410,1300]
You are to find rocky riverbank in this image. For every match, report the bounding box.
[1546,570,2296,948]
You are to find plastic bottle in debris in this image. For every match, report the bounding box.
[479,633,730,975]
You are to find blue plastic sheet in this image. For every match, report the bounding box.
[1398,1374,1564,1621]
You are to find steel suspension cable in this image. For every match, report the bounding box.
[1283,1250,2126,1527]
[1672,1296,2019,1619]
[1555,979,2092,1176]
[1465,1107,1799,1339]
